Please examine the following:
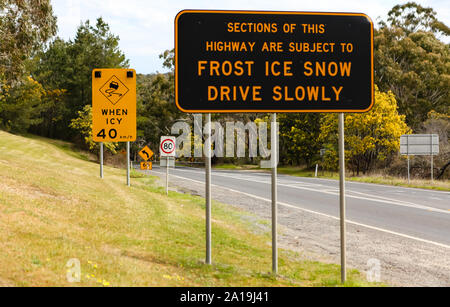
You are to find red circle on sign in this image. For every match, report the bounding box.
[160,139,175,154]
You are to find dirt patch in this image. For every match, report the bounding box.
[0,277,14,287]
[121,250,174,267]
[101,245,122,256]
[0,177,67,202]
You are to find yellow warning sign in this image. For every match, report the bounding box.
[92,68,136,142]
[138,146,153,161]
[140,162,152,170]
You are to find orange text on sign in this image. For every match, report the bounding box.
[198,60,254,76]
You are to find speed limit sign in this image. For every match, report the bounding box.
[160,136,176,157]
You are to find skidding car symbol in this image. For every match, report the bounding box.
[105,81,122,97]
[109,81,119,90]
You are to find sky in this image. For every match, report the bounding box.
[52,0,450,74]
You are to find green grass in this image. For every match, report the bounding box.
[214,164,260,170]
[214,164,450,191]
[0,130,381,286]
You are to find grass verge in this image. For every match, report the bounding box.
[0,131,380,286]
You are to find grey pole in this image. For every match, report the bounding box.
[407,136,410,184]
[430,135,433,182]
[431,155,433,182]
[100,142,104,178]
[205,113,212,265]
[338,113,347,283]
[166,157,169,195]
[407,155,410,184]
[271,113,278,274]
[126,141,130,187]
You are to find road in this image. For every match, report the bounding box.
[148,165,450,247]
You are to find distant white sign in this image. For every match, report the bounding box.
[160,136,176,157]
[160,157,175,167]
[400,134,439,156]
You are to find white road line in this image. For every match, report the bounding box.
[431,197,443,201]
[213,168,450,195]
[170,168,450,214]
[152,169,450,250]
[286,182,326,187]
[281,174,450,195]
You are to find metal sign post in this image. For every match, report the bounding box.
[205,113,212,265]
[407,155,410,184]
[100,142,104,178]
[166,157,169,195]
[126,141,130,187]
[431,155,434,182]
[338,113,347,283]
[430,134,433,182]
[271,113,278,274]
[407,135,410,184]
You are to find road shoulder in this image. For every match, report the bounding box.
[150,169,450,287]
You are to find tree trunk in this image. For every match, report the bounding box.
[437,161,450,180]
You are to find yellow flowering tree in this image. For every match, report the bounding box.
[277,113,321,166]
[319,86,411,175]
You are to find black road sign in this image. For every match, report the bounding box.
[175,10,374,113]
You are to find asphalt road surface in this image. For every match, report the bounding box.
[148,165,450,247]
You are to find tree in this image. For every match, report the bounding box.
[0,0,57,83]
[386,2,450,37]
[0,76,45,132]
[32,18,129,139]
[32,88,68,138]
[421,111,449,179]
[32,38,72,90]
[375,2,450,129]
[29,38,70,138]
[67,18,129,115]
[277,113,321,167]
[69,105,117,154]
[319,86,411,175]
[137,50,183,152]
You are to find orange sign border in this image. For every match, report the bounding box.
[174,9,374,113]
